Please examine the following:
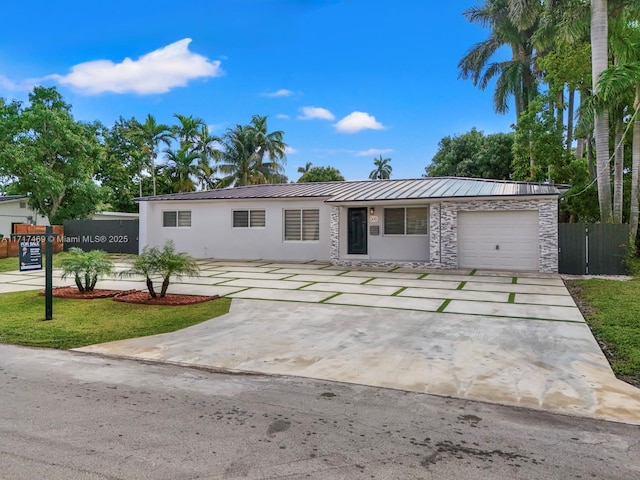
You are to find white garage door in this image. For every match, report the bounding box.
[457,210,539,271]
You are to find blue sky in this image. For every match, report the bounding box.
[0,0,514,182]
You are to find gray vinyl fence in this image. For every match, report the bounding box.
[558,223,629,275]
[63,220,139,254]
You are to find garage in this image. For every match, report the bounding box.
[457,210,540,271]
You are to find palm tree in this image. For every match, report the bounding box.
[192,124,220,190]
[297,161,313,174]
[591,0,613,222]
[172,114,206,148]
[369,155,392,180]
[139,114,172,196]
[216,116,288,187]
[163,146,200,192]
[458,0,540,119]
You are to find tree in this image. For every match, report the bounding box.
[0,86,102,224]
[297,162,313,174]
[120,241,199,298]
[216,116,288,187]
[369,155,392,180]
[97,117,146,211]
[458,0,540,119]
[425,128,514,179]
[162,146,200,192]
[57,248,114,293]
[591,0,613,222]
[298,166,345,183]
[139,114,172,196]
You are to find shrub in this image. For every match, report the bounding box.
[121,240,199,298]
[57,248,114,293]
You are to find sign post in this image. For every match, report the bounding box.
[45,226,53,321]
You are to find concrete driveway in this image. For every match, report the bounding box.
[2,259,640,423]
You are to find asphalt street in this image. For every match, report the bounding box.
[1,344,639,480]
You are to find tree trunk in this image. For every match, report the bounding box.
[630,85,640,251]
[160,277,171,298]
[556,90,564,142]
[613,117,624,223]
[151,153,157,196]
[567,89,575,153]
[146,277,157,298]
[74,275,85,293]
[591,0,613,222]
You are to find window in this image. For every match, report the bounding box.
[163,210,191,227]
[233,210,266,228]
[19,201,27,209]
[384,207,428,235]
[284,209,319,241]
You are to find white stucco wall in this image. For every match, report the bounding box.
[139,198,332,261]
[0,199,49,237]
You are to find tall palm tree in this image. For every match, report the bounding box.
[369,155,392,180]
[458,0,540,119]
[591,0,613,222]
[216,116,288,187]
[297,161,313,174]
[138,114,172,196]
[192,125,220,190]
[172,114,206,148]
[163,146,200,192]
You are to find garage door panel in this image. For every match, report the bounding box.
[458,211,539,271]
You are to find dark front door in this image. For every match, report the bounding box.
[347,208,367,255]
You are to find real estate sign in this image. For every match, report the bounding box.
[19,240,42,271]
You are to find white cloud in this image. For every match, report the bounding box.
[298,106,335,121]
[285,146,298,154]
[355,148,393,157]
[0,74,37,92]
[49,38,223,95]
[276,113,290,119]
[262,89,295,97]
[334,111,385,133]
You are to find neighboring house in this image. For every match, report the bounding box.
[91,211,139,221]
[137,177,566,273]
[0,195,49,237]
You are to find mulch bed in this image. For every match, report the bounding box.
[113,290,219,306]
[41,287,136,299]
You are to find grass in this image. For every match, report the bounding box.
[570,272,640,382]
[0,256,21,273]
[0,290,231,349]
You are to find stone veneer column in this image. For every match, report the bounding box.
[429,203,441,267]
[537,198,559,273]
[329,206,340,262]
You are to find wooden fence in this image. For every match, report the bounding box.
[0,224,64,259]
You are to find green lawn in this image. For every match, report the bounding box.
[0,256,20,273]
[0,290,231,349]
[570,275,640,383]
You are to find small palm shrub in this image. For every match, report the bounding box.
[121,240,199,298]
[57,248,114,293]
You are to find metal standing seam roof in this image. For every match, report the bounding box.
[0,195,26,203]
[136,177,566,203]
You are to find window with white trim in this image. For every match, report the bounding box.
[163,210,191,227]
[384,207,428,235]
[284,209,319,241]
[233,209,266,228]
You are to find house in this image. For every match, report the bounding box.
[0,195,49,238]
[91,211,139,221]
[137,177,565,273]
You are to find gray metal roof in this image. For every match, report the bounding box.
[0,195,26,203]
[137,177,565,203]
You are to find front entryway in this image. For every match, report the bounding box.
[347,208,368,255]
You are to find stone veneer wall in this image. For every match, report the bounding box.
[328,198,559,273]
[329,206,340,263]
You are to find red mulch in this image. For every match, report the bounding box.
[113,290,219,306]
[40,287,136,299]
